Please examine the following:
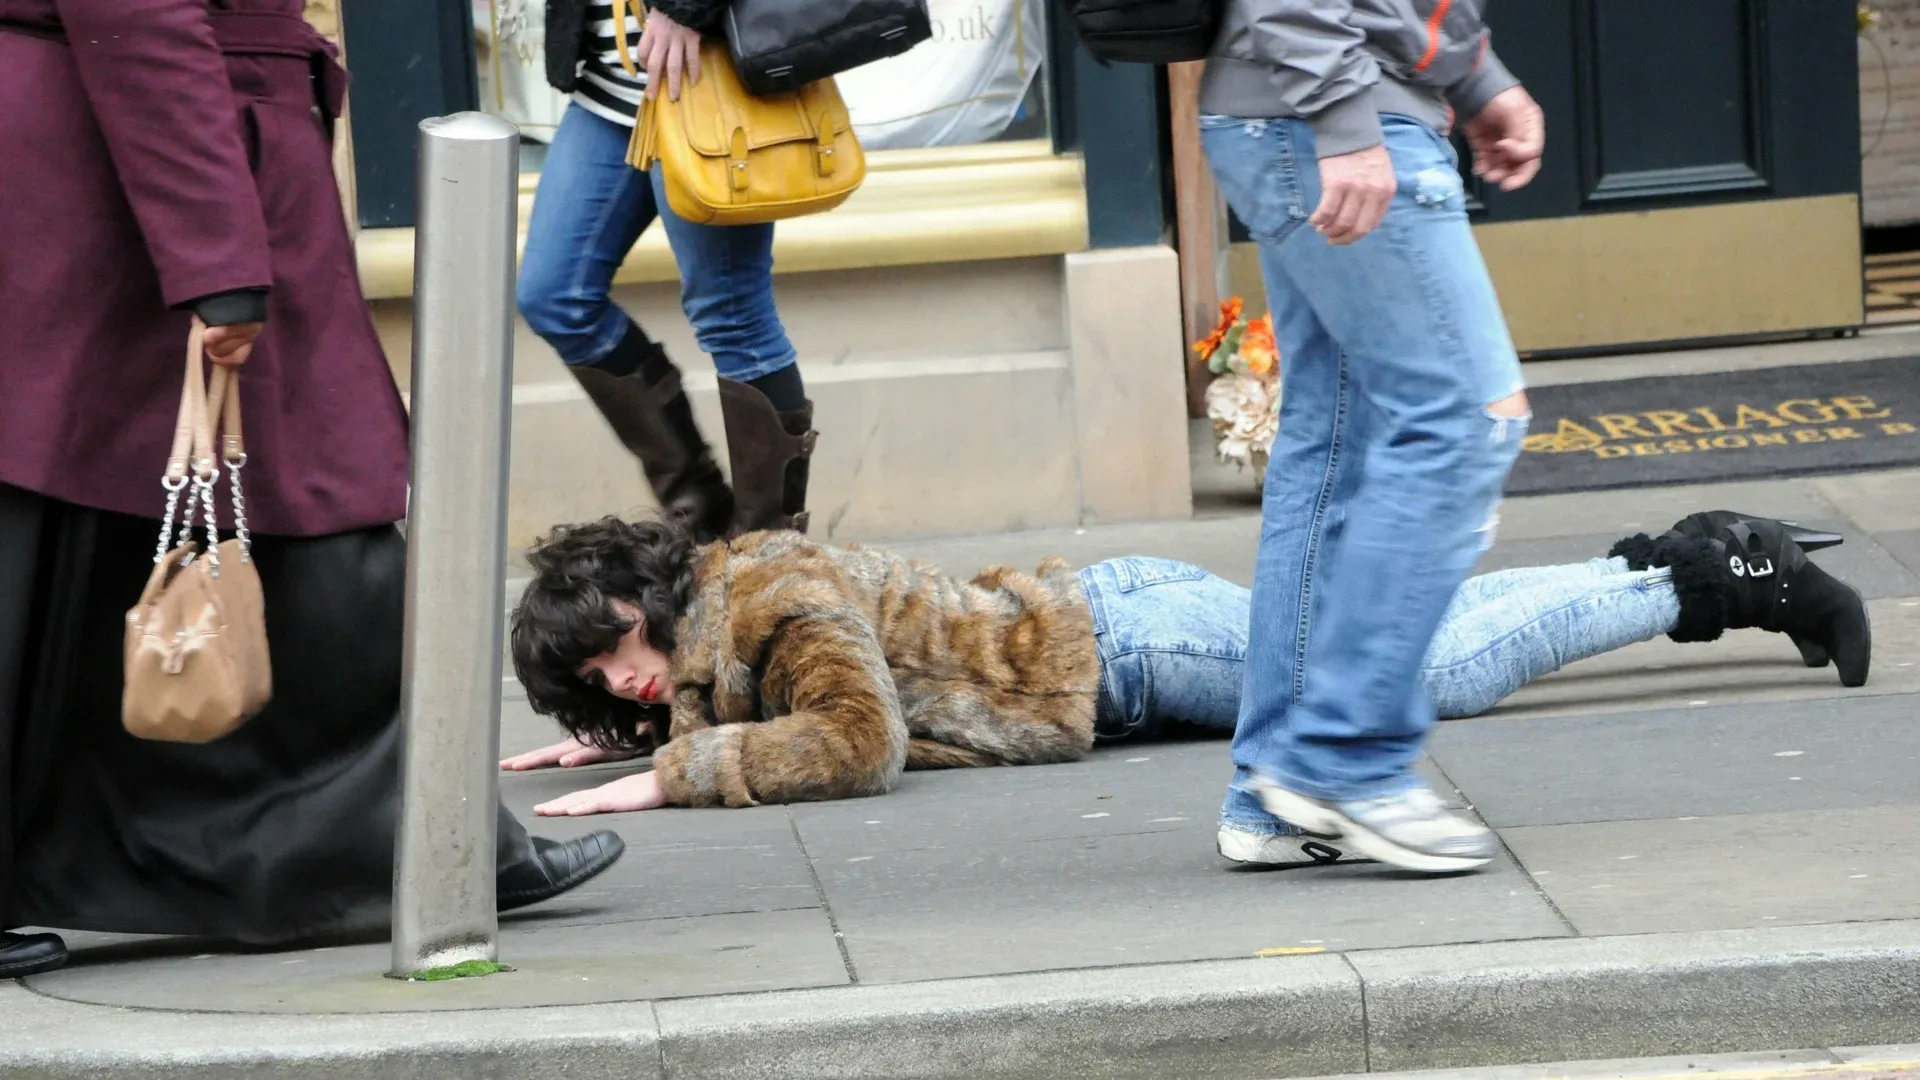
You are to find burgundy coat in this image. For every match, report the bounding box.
[0,0,408,537]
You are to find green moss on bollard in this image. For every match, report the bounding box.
[405,960,512,982]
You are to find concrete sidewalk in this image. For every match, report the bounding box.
[9,469,1920,1079]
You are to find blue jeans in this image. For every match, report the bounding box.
[517,104,797,380]
[1079,556,1679,741]
[1199,113,1528,827]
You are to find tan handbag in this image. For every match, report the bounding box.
[122,321,272,743]
[614,0,865,226]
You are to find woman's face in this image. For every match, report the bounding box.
[577,601,675,704]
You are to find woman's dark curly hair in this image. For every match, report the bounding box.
[510,516,698,754]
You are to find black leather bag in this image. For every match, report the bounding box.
[1065,0,1219,65]
[724,0,933,96]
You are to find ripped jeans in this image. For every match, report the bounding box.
[1200,113,1528,821]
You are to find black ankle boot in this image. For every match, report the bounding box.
[570,325,733,543]
[1611,521,1872,688]
[1628,511,1847,669]
[717,377,816,535]
[0,931,68,978]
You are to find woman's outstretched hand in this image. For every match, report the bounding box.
[500,735,640,771]
[534,770,669,816]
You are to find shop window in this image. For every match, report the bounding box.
[471,0,1048,170]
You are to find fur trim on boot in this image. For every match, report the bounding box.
[1649,535,1730,643]
[1609,533,1661,572]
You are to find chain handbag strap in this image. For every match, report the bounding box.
[153,320,251,573]
[206,360,252,561]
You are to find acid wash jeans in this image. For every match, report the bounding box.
[1200,113,1529,837]
[1077,557,1681,742]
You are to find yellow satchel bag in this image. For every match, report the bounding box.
[613,0,865,226]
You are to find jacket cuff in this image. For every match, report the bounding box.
[1309,88,1384,158]
[647,0,725,35]
[1445,47,1520,124]
[652,727,757,807]
[185,288,268,327]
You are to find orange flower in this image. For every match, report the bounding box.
[1192,296,1246,360]
[1239,312,1277,376]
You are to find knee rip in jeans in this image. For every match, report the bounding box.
[1475,391,1531,552]
[1486,391,1532,441]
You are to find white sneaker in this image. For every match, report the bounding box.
[1254,779,1495,874]
[1216,825,1354,867]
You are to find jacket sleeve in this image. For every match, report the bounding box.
[55,0,273,310]
[1244,2,1383,158]
[647,0,727,35]
[1444,40,1519,123]
[651,608,909,807]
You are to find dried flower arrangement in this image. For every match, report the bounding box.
[1194,297,1281,473]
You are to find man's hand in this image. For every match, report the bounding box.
[203,322,263,368]
[1311,144,1396,246]
[1464,86,1545,192]
[639,9,702,101]
[535,770,669,816]
[501,735,640,771]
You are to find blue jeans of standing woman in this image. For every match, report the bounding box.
[517,103,797,380]
[1199,113,1530,833]
[1079,557,1681,741]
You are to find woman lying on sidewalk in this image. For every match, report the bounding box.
[504,511,1870,865]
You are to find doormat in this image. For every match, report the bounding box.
[1506,354,1920,496]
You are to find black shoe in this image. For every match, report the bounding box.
[498,831,626,912]
[1617,510,1853,672]
[1612,520,1871,689]
[0,932,67,978]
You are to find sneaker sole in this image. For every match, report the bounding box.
[1215,831,1354,868]
[1256,786,1492,875]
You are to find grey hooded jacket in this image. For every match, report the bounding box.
[1199,0,1521,158]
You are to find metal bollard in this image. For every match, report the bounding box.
[390,112,521,977]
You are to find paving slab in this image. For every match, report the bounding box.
[1877,529,1920,577]
[496,773,823,927]
[28,906,849,1013]
[653,953,1366,1080]
[788,740,1234,855]
[1811,469,1920,533]
[1480,598,1920,721]
[1347,921,1920,1071]
[1500,805,1920,936]
[801,748,1567,984]
[1430,693,1920,828]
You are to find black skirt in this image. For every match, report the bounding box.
[0,483,530,945]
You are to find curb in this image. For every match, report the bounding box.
[6,921,1920,1080]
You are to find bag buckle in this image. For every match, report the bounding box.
[730,127,750,192]
[815,119,835,177]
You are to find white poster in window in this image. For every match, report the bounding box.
[836,0,1046,150]
[475,0,568,143]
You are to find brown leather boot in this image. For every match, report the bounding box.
[717,376,816,534]
[568,330,733,543]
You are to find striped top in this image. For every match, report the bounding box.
[572,2,648,128]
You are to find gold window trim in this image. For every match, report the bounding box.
[355,139,1091,301]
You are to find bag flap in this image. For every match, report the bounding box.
[676,42,849,157]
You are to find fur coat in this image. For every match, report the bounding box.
[650,532,1100,807]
